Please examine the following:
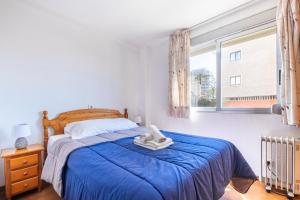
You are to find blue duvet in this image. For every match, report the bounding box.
[63,131,256,200]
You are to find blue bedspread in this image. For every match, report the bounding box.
[63,131,256,200]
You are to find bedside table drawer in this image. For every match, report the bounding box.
[11,176,38,195]
[11,165,38,182]
[10,154,38,170]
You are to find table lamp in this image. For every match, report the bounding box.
[13,124,31,149]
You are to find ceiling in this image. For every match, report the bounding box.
[22,0,252,46]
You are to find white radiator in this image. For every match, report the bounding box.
[260,136,300,198]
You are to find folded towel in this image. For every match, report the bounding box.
[149,125,166,143]
[134,125,173,150]
[134,137,173,150]
[138,132,153,143]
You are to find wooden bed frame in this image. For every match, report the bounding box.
[42,108,128,154]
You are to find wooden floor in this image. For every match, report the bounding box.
[0,181,298,200]
[221,181,291,200]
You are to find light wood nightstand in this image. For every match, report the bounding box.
[1,144,44,200]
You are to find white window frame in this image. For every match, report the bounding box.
[190,21,280,114]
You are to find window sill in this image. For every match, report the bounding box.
[191,107,272,114]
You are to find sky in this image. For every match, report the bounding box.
[190,50,216,76]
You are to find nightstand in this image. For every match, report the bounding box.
[1,144,44,200]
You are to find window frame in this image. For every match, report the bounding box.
[190,21,280,114]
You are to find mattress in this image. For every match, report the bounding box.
[62,131,256,200]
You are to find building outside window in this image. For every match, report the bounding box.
[221,29,277,108]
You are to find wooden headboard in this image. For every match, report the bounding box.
[42,108,128,153]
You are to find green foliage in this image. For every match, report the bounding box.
[198,98,216,107]
[191,68,217,107]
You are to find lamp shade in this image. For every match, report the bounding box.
[13,124,32,138]
[134,115,142,124]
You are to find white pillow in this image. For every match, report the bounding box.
[48,134,71,150]
[103,118,138,131]
[65,122,108,140]
[64,118,138,139]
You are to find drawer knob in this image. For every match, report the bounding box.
[23,160,28,165]
[24,183,28,188]
[23,171,28,176]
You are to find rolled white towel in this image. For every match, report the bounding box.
[134,137,173,150]
[149,125,166,143]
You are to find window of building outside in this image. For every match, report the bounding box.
[230,76,241,86]
[190,27,278,111]
[230,50,241,61]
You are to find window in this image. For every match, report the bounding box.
[230,51,241,61]
[190,46,216,108]
[230,76,241,86]
[221,29,277,109]
[190,26,279,113]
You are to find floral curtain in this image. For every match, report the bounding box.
[168,29,190,118]
[277,0,300,125]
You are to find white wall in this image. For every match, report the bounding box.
[0,1,142,186]
[144,38,300,176]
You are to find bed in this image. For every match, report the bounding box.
[41,108,256,200]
